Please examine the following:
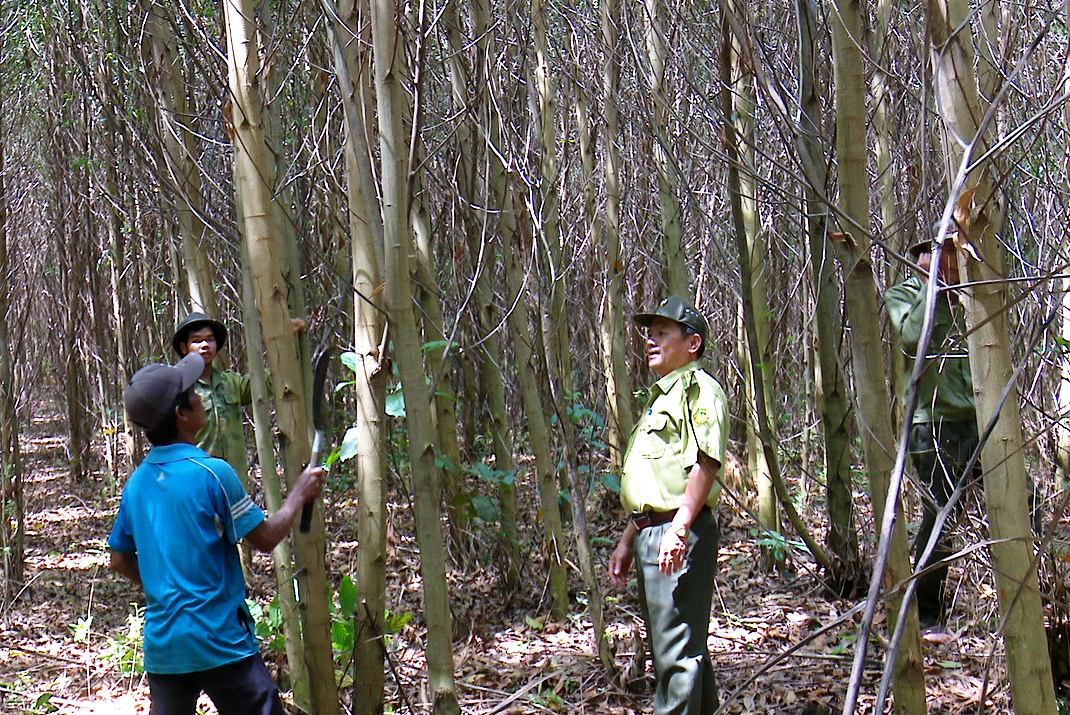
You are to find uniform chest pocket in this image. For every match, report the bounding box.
[217,385,242,407]
[638,411,675,459]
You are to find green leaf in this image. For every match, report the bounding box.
[332,619,354,652]
[421,340,455,353]
[340,351,359,373]
[338,575,357,615]
[339,427,360,462]
[384,609,413,634]
[32,693,58,714]
[524,615,545,630]
[471,494,499,522]
[385,391,406,418]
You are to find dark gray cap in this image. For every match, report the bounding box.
[173,312,227,355]
[124,352,204,431]
[634,295,708,344]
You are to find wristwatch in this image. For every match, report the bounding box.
[673,525,689,540]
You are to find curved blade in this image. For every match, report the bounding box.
[301,346,333,533]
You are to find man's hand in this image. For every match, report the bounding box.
[658,529,687,576]
[246,465,326,552]
[609,521,638,587]
[609,542,634,587]
[292,464,326,505]
[109,550,142,586]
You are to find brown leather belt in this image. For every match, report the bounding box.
[632,509,678,530]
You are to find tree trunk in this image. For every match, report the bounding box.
[828,0,926,711]
[445,0,522,586]
[796,0,857,585]
[597,0,634,471]
[240,235,310,709]
[369,0,459,710]
[930,0,1057,710]
[325,0,390,709]
[223,1,339,711]
[534,0,610,667]
[0,99,23,602]
[142,0,217,316]
[644,0,688,296]
[725,0,780,568]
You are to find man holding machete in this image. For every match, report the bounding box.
[109,353,325,714]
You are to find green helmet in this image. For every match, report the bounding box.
[634,295,708,356]
[172,313,227,355]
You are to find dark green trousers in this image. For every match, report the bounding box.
[635,507,720,715]
[908,419,979,628]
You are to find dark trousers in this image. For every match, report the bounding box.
[147,654,286,715]
[635,507,720,715]
[908,419,979,628]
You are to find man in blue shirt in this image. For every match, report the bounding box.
[109,352,324,714]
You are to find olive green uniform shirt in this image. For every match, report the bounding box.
[885,275,975,424]
[193,368,252,484]
[620,363,729,513]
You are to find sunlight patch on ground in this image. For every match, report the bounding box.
[35,504,111,524]
[27,550,109,571]
[51,691,147,714]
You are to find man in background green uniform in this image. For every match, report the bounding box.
[885,230,977,631]
[173,313,254,487]
[608,295,729,715]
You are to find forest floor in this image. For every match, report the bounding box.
[1,408,1054,714]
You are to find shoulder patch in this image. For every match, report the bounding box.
[693,407,708,425]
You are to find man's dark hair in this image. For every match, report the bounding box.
[145,389,194,446]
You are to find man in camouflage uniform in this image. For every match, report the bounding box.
[885,231,977,631]
[608,295,729,715]
[173,313,253,487]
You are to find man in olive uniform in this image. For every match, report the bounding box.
[173,313,254,487]
[608,295,729,715]
[885,229,978,631]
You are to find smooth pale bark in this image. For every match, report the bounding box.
[0,100,23,600]
[797,0,855,558]
[828,0,925,711]
[411,164,469,545]
[239,236,309,709]
[89,45,130,477]
[223,1,338,712]
[598,0,634,470]
[480,0,568,620]
[503,211,570,621]
[142,0,217,315]
[536,0,611,668]
[325,0,390,709]
[644,0,688,296]
[368,0,459,710]
[720,9,828,577]
[929,1,1057,711]
[725,0,780,567]
[62,187,92,482]
[1058,0,1070,487]
[462,0,521,586]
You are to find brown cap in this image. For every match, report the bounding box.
[908,221,960,258]
[124,353,204,431]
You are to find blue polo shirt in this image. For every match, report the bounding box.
[108,442,266,674]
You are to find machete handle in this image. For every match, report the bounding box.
[299,431,324,533]
[299,503,314,533]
